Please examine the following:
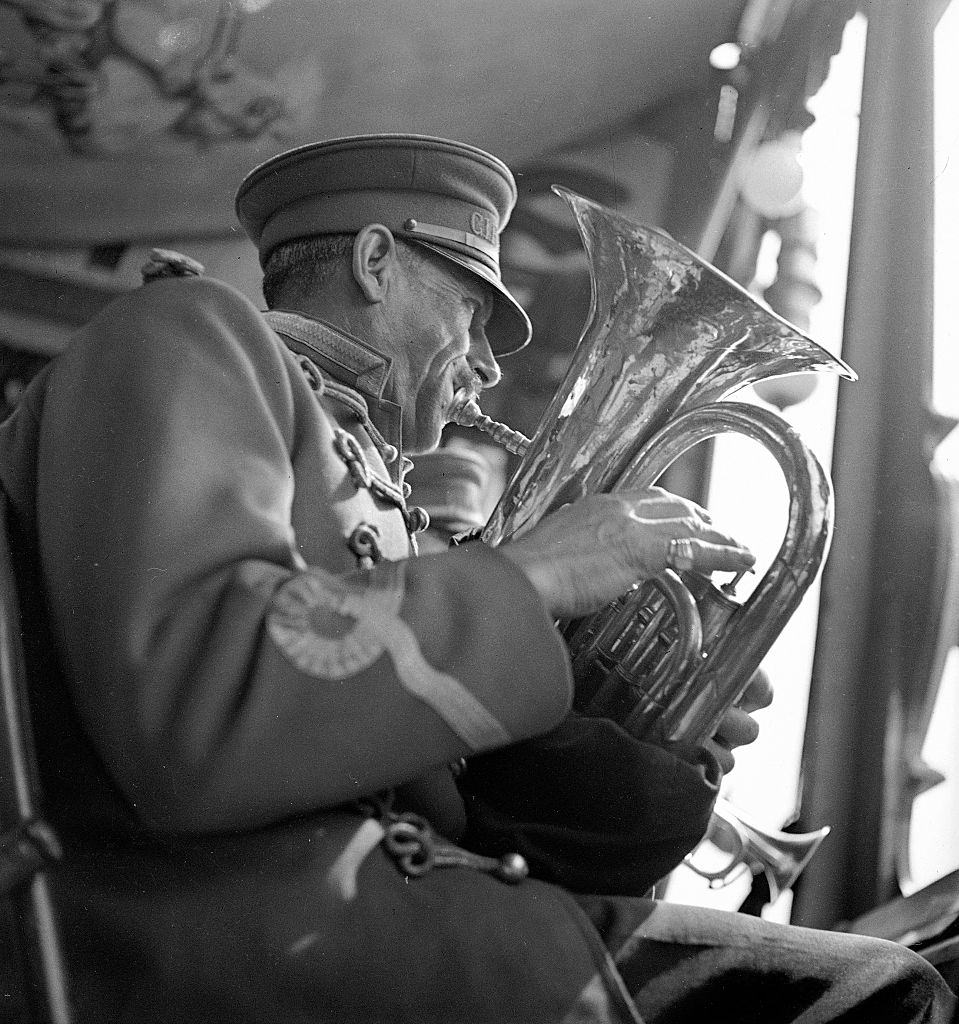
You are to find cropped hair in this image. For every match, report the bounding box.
[261,233,430,310]
[261,234,354,310]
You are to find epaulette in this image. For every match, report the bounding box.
[140,249,206,284]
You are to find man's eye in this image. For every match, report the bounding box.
[470,301,491,327]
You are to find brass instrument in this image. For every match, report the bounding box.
[450,187,856,747]
[685,796,831,905]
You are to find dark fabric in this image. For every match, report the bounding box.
[460,711,721,896]
[577,895,958,1024]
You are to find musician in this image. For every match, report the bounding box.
[0,134,953,1023]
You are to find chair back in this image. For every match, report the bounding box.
[0,492,72,1024]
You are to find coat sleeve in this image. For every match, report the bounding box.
[459,711,722,896]
[36,278,572,834]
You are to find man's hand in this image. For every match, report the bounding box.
[499,487,755,620]
[707,668,774,774]
[660,669,773,775]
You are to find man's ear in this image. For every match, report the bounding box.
[351,224,398,303]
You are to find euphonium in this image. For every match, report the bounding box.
[450,187,856,746]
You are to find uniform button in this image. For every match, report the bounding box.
[405,506,430,534]
[494,853,529,884]
[347,522,382,569]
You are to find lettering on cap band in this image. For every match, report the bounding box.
[402,218,499,263]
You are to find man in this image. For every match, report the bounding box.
[0,134,952,1023]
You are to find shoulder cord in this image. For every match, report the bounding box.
[300,365,429,546]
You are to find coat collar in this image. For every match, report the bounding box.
[264,310,405,462]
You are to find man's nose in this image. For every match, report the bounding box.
[469,334,502,389]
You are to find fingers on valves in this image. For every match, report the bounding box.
[666,536,755,574]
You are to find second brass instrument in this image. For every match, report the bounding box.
[450,187,855,747]
[687,796,831,904]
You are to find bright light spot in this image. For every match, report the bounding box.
[710,42,743,71]
[738,133,805,218]
[559,375,588,418]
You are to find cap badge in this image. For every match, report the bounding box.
[470,211,497,245]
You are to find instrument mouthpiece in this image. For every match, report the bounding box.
[449,389,531,456]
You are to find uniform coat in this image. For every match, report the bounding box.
[0,275,722,1023]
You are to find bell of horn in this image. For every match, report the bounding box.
[451,188,855,746]
[686,796,831,905]
[481,187,854,548]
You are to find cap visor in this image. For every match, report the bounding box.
[413,241,532,356]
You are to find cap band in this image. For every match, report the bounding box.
[258,187,500,271]
[402,219,499,268]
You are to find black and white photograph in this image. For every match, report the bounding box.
[0,1,957,1021]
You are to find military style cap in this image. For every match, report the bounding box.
[235,133,532,355]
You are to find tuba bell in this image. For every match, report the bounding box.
[450,186,856,746]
